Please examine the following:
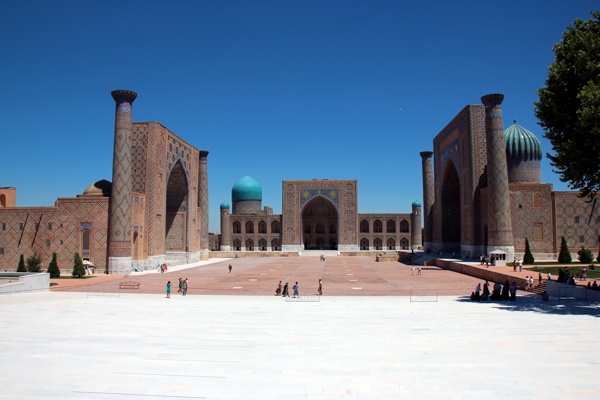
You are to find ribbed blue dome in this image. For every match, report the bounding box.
[231,175,262,201]
[504,122,542,162]
[412,200,422,207]
[220,202,230,208]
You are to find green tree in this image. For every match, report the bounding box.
[47,252,60,278]
[523,238,535,264]
[534,11,600,200]
[558,236,572,264]
[26,253,42,272]
[17,254,26,272]
[578,247,594,263]
[72,252,86,278]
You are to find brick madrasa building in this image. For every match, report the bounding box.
[1,91,598,273]
[0,90,210,274]
[420,93,600,263]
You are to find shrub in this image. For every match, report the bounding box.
[577,247,594,263]
[47,252,60,278]
[523,238,535,264]
[558,236,572,263]
[72,252,86,278]
[17,254,26,272]
[26,253,42,272]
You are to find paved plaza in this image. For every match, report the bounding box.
[1,256,600,399]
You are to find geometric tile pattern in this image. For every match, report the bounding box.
[0,197,109,271]
[481,94,514,249]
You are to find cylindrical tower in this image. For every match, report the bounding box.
[220,202,231,251]
[481,93,514,263]
[198,150,210,259]
[108,89,137,274]
[420,151,434,250]
[411,200,422,250]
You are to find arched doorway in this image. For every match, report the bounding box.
[301,196,338,250]
[442,160,461,250]
[166,160,189,253]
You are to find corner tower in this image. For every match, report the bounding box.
[420,151,434,250]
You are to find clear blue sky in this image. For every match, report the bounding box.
[1,1,597,233]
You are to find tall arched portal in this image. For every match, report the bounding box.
[165,160,189,254]
[441,160,461,250]
[301,196,338,250]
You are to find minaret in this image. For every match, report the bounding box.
[198,150,210,259]
[220,202,231,251]
[411,201,422,250]
[420,151,434,251]
[108,89,137,274]
[481,93,514,262]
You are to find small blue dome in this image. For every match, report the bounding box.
[505,122,542,162]
[220,202,230,208]
[232,175,262,201]
[412,200,422,207]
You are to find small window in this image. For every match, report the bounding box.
[46,239,51,247]
[60,223,63,228]
[575,216,580,223]
[1,223,5,231]
[35,223,39,230]
[580,235,585,243]
[0,248,4,255]
[48,223,52,231]
[60,240,63,245]
[19,223,23,231]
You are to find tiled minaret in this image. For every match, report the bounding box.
[198,150,210,259]
[108,89,137,273]
[420,151,434,251]
[220,203,231,251]
[411,201,422,250]
[481,93,514,262]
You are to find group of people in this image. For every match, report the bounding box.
[411,264,422,275]
[275,281,301,297]
[165,277,188,297]
[471,280,517,301]
[479,254,498,267]
[524,273,543,290]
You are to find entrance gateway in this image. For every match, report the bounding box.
[282,180,358,252]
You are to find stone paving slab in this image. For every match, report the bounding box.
[1,292,599,399]
[51,256,492,297]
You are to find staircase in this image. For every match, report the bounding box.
[529,281,547,295]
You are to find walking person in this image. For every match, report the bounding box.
[178,278,183,292]
[417,265,422,275]
[166,281,171,298]
[293,282,299,298]
[182,278,188,296]
[318,279,322,295]
[276,280,282,296]
[228,264,232,273]
[411,264,415,275]
[282,282,289,297]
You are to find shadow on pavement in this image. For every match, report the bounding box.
[456,295,600,317]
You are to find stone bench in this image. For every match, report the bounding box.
[118,281,140,289]
[376,252,399,262]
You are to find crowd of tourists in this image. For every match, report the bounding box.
[471,280,517,301]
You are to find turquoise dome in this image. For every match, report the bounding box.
[232,175,262,201]
[220,202,230,208]
[504,122,542,162]
[412,200,422,207]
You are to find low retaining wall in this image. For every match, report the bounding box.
[432,259,528,290]
[0,273,50,294]
[209,251,299,258]
[546,280,600,302]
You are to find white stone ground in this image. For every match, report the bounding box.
[0,292,599,399]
